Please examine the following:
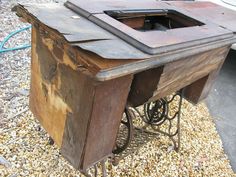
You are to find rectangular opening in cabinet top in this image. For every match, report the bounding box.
[65,0,234,55]
[104,10,204,31]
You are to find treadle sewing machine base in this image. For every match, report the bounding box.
[14,0,236,176]
[83,91,183,177]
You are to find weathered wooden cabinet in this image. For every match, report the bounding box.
[15,0,236,174]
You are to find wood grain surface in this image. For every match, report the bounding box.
[151,46,230,102]
[30,26,133,170]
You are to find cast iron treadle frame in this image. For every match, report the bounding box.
[112,90,183,165]
[82,90,183,176]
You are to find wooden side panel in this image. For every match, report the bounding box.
[128,67,164,107]
[81,75,133,170]
[30,27,71,147]
[30,26,133,170]
[30,26,96,170]
[59,65,95,169]
[183,75,210,104]
[183,56,227,104]
[151,47,230,101]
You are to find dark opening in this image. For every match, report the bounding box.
[105,9,204,31]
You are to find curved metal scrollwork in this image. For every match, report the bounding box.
[144,91,183,151]
[143,98,167,125]
[113,90,183,166]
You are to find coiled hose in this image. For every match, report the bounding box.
[0,25,31,54]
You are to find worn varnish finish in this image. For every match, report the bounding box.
[152,47,230,101]
[81,75,132,169]
[128,67,164,107]
[14,0,236,172]
[30,27,70,146]
[128,47,230,106]
[30,26,133,170]
[183,58,227,104]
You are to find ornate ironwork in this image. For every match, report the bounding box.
[143,98,167,126]
[144,90,183,151]
[113,90,183,164]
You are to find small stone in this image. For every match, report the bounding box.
[9,174,18,177]
[17,89,29,96]
[0,156,11,168]
[167,145,174,153]
[35,125,41,131]
[48,137,54,145]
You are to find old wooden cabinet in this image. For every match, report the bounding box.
[14,0,236,174]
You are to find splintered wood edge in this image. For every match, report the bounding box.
[14,5,139,73]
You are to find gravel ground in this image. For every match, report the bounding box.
[0,0,236,176]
